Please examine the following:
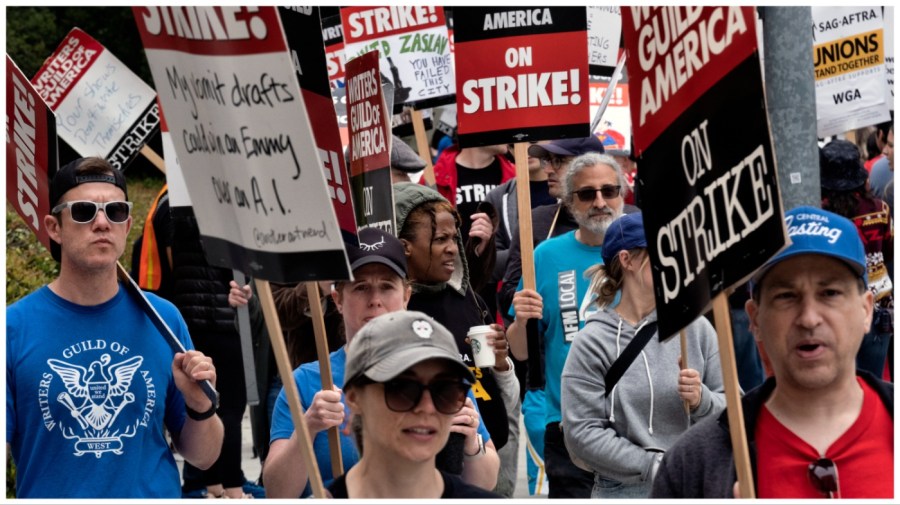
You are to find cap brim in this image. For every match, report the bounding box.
[362,346,475,384]
[750,249,866,288]
[350,256,405,279]
[527,144,574,158]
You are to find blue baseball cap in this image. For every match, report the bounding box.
[601,212,647,265]
[750,206,867,289]
[528,135,605,159]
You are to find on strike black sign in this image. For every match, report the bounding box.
[623,7,786,339]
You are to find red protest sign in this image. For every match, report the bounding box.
[622,7,757,155]
[7,55,57,249]
[453,7,589,146]
[341,6,454,111]
[345,50,395,235]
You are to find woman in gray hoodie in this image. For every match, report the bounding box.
[560,213,726,498]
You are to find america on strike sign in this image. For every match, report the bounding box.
[453,7,590,147]
[133,6,350,283]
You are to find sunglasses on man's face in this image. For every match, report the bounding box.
[377,377,471,415]
[808,458,840,498]
[574,185,622,203]
[52,200,133,224]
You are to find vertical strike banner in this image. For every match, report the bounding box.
[453,7,589,147]
[345,50,395,235]
[279,6,358,245]
[134,6,350,283]
[623,6,786,339]
[7,55,57,249]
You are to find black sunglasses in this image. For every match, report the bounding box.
[52,200,132,224]
[808,458,840,498]
[574,185,621,202]
[361,377,470,415]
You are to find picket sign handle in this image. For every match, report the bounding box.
[411,109,436,186]
[233,270,259,406]
[255,280,326,498]
[305,282,344,478]
[679,329,691,418]
[513,143,535,291]
[711,293,756,498]
[140,145,166,174]
[116,262,219,407]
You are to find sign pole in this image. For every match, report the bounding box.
[513,143,534,289]
[411,109,435,185]
[679,329,691,417]
[255,279,326,498]
[140,145,166,174]
[711,293,755,498]
[305,282,344,477]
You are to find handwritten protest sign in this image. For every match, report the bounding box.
[812,6,891,137]
[453,7,589,147]
[134,6,350,283]
[588,6,623,77]
[7,55,57,248]
[623,6,785,339]
[341,6,455,112]
[31,28,159,170]
[279,6,358,245]
[156,99,191,208]
[345,50,395,234]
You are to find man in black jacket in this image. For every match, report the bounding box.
[652,206,893,499]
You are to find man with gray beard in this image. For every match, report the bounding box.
[506,152,626,498]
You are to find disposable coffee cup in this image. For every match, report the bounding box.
[468,325,496,369]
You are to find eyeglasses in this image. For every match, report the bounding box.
[52,200,132,224]
[808,458,840,498]
[541,156,571,170]
[365,377,471,415]
[574,185,622,202]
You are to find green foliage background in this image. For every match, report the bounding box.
[6,7,166,497]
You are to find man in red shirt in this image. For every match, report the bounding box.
[652,206,893,499]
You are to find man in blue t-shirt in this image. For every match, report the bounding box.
[508,151,627,498]
[6,157,223,498]
[257,228,499,497]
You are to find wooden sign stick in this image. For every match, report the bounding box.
[140,144,166,174]
[711,293,756,498]
[255,279,326,498]
[679,329,691,417]
[411,109,436,186]
[305,282,344,478]
[513,143,535,290]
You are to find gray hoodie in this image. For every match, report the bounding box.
[561,307,726,488]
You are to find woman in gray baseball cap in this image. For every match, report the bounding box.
[330,311,500,498]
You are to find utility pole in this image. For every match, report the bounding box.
[761,7,821,209]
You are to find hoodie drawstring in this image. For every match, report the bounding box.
[641,349,654,435]
[610,319,655,436]
[610,319,623,424]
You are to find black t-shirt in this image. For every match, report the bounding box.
[455,159,502,239]
[327,469,502,498]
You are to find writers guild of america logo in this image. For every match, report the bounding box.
[46,353,144,458]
